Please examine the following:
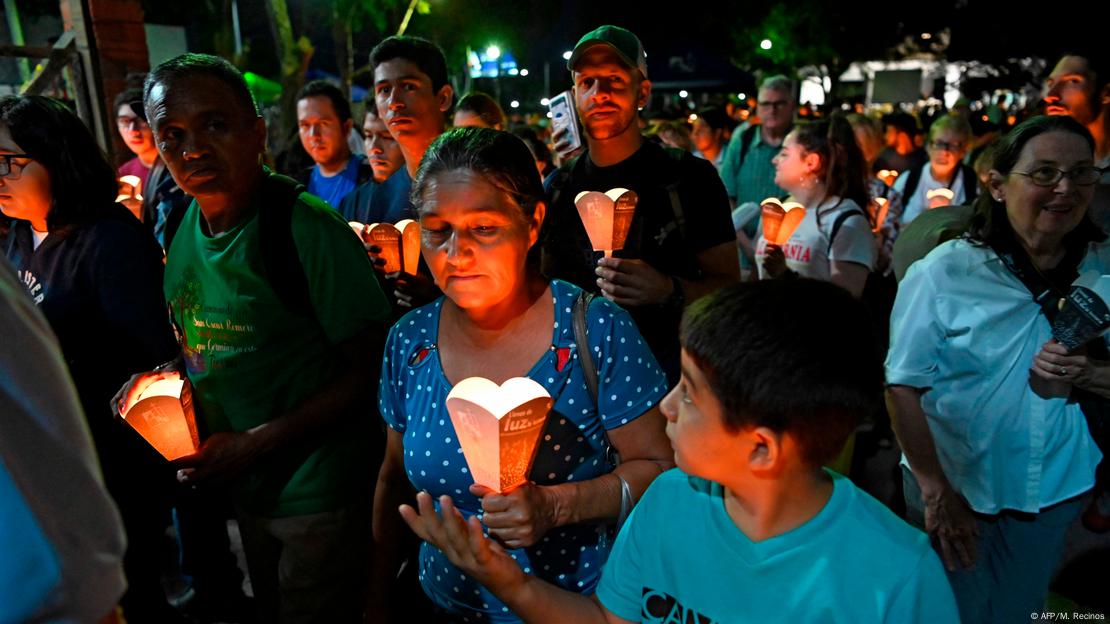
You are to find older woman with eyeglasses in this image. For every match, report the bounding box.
[887,115,1109,623]
[893,114,979,226]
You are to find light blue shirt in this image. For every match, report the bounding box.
[893,163,971,226]
[886,238,1105,513]
[597,469,959,624]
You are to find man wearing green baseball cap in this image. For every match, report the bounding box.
[541,25,739,384]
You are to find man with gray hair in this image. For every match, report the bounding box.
[719,74,797,270]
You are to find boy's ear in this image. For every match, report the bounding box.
[747,426,785,476]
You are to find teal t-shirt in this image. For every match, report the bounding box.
[597,469,959,624]
[164,174,390,517]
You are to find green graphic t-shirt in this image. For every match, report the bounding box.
[164,175,389,517]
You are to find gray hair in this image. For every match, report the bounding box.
[759,75,796,101]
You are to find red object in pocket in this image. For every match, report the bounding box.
[410,346,432,366]
[556,347,571,372]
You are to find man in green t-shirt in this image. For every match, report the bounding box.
[118,53,390,622]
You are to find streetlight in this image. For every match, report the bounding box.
[562,51,572,61]
[760,39,772,50]
[540,97,550,106]
[520,69,529,77]
[679,89,689,98]
[510,100,520,109]
[486,45,501,61]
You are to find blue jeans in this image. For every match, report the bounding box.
[902,466,1085,624]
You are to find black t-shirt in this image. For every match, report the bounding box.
[873,147,928,175]
[540,141,735,381]
[1,204,179,487]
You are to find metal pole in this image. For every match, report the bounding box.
[232,0,243,56]
[62,0,111,152]
[4,0,31,82]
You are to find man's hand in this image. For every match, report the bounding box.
[400,492,526,592]
[551,124,583,163]
[762,244,788,278]
[391,271,440,309]
[175,430,266,485]
[923,485,980,572]
[365,243,388,272]
[470,483,560,550]
[595,257,673,307]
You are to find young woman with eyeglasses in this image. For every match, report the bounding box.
[0,95,182,622]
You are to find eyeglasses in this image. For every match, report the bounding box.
[117,116,149,131]
[0,154,32,179]
[1011,165,1107,187]
[929,140,966,153]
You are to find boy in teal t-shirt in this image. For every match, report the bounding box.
[399,279,959,623]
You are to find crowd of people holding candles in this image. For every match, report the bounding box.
[3,22,1110,624]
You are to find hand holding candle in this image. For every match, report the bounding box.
[760,198,806,246]
[349,219,420,274]
[117,373,199,461]
[116,175,144,221]
[926,188,955,209]
[869,197,890,233]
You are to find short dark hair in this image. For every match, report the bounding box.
[1054,50,1110,92]
[456,91,506,129]
[882,111,918,138]
[112,87,144,116]
[144,53,257,125]
[412,127,543,222]
[296,79,352,123]
[370,36,450,93]
[680,279,883,467]
[0,95,117,230]
[511,126,553,169]
[695,107,731,133]
[966,114,1105,247]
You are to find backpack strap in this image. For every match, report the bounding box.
[258,172,316,320]
[827,204,869,255]
[571,288,630,526]
[572,290,598,404]
[737,124,759,167]
[661,147,688,245]
[960,164,979,204]
[901,163,925,202]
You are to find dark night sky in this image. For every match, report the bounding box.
[135,0,1104,99]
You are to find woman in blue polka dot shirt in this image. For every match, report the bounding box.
[371,127,674,622]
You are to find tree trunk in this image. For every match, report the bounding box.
[333,4,353,101]
[263,0,312,144]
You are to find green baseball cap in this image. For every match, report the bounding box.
[567,25,648,78]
